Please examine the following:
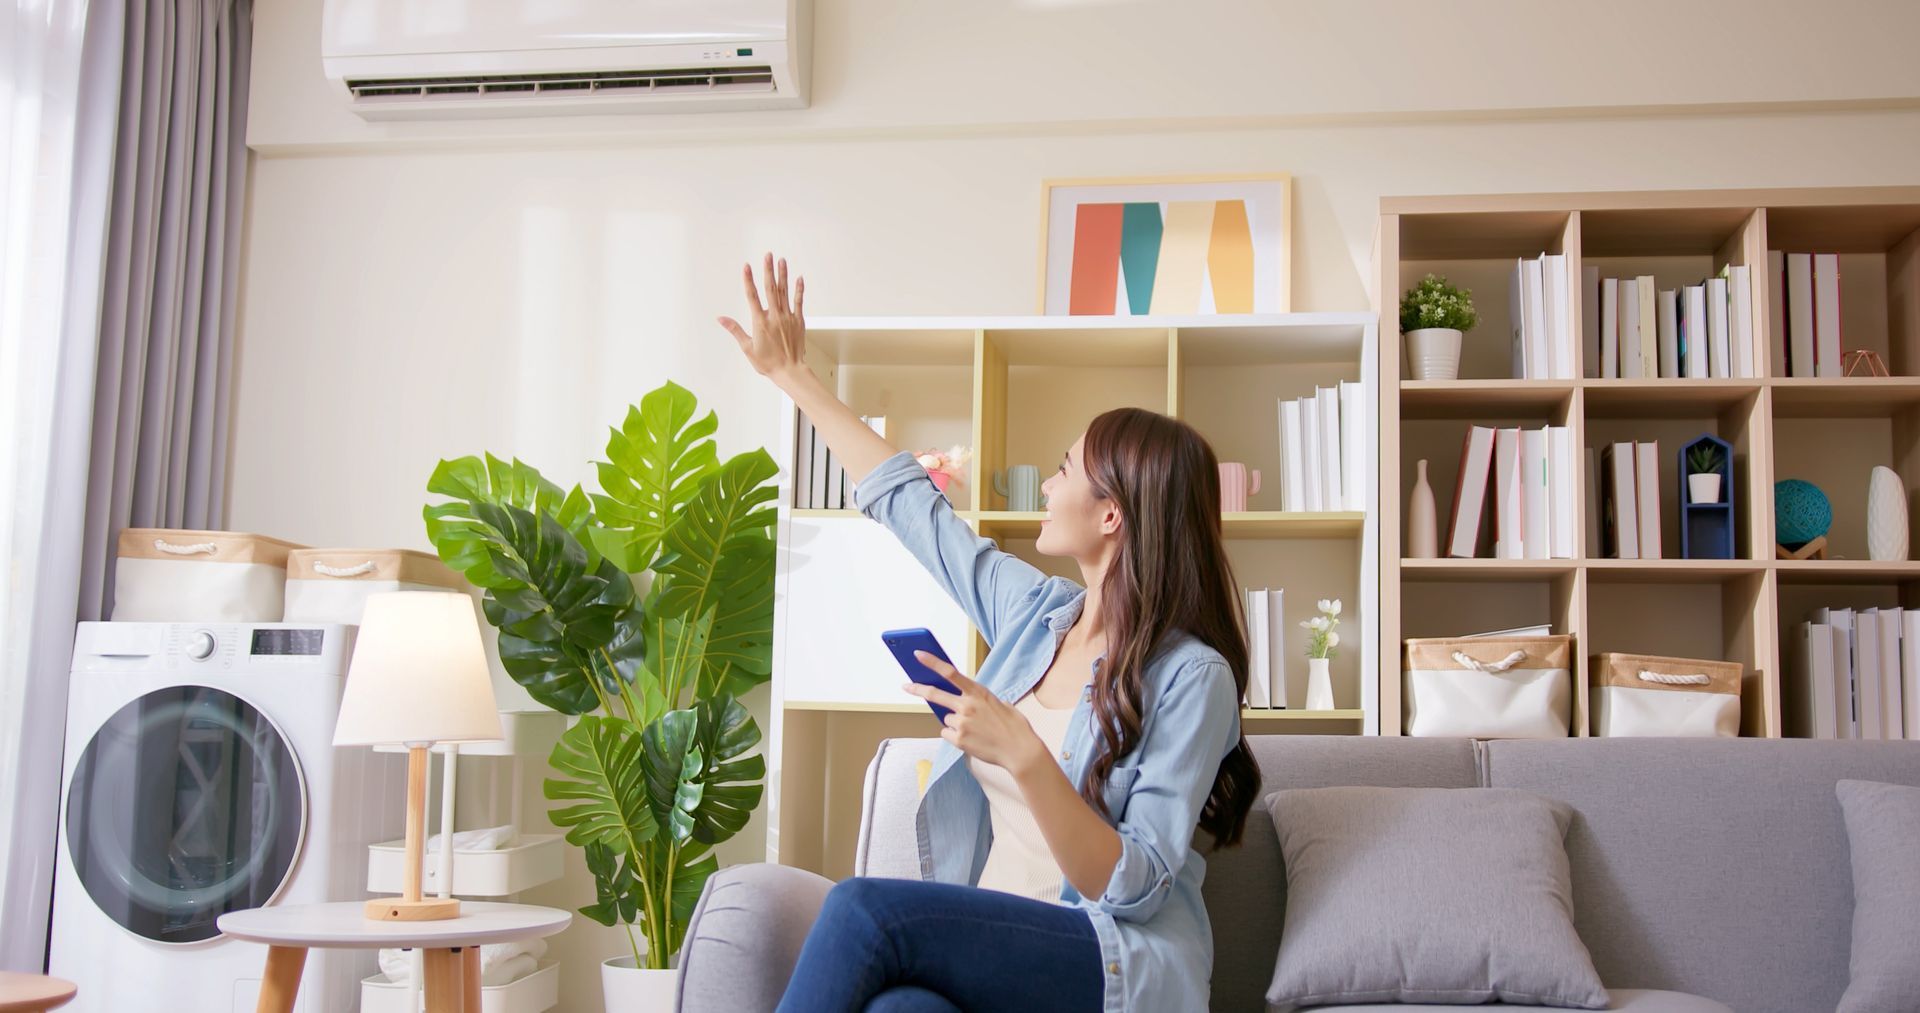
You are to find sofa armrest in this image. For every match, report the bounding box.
[854,737,944,878]
[675,863,834,1013]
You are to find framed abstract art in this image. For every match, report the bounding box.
[1039,173,1292,315]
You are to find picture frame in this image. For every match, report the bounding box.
[1038,172,1292,316]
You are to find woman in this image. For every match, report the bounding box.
[718,255,1260,1013]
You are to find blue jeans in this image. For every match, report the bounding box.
[774,877,1106,1013]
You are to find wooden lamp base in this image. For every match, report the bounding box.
[365,744,462,922]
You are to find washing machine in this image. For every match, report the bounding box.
[51,621,404,1012]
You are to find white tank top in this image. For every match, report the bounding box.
[969,691,1079,903]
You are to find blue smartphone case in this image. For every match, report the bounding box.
[881,627,959,724]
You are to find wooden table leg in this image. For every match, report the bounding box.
[462,945,483,1010]
[422,947,465,1013]
[257,946,307,1013]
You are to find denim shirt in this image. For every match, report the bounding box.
[854,450,1242,1013]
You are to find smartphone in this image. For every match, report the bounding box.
[881,627,960,724]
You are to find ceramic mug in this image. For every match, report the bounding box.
[1219,462,1262,513]
[994,465,1048,512]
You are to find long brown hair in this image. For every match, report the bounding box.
[1077,407,1261,848]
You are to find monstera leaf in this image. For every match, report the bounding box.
[580,842,642,929]
[687,695,766,844]
[591,382,721,573]
[425,453,596,586]
[648,450,779,699]
[544,715,657,853]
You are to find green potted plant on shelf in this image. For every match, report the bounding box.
[1400,274,1478,381]
[1685,442,1725,504]
[423,381,775,1013]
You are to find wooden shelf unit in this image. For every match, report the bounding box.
[1377,186,1920,740]
[769,314,1379,877]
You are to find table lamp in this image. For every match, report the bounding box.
[333,591,503,921]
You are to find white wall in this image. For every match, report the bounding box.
[234,1,1920,1009]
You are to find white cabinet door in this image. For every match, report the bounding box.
[777,514,973,705]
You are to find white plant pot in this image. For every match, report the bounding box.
[1405,328,1464,381]
[603,954,680,1013]
[1687,472,1723,505]
[1304,657,1336,710]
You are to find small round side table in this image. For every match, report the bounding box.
[0,972,76,1013]
[217,901,570,1013]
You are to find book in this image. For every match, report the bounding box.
[1317,386,1343,513]
[1448,426,1497,558]
[1880,607,1904,739]
[1787,252,1815,378]
[1340,381,1365,512]
[1620,278,1643,379]
[1494,427,1525,560]
[1600,277,1620,379]
[825,444,844,510]
[1583,446,1601,559]
[1728,265,1754,379]
[1636,276,1658,379]
[1582,265,1601,379]
[1817,606,1860,739]
[1658,288,1681,379]
[1634,440,1662,559]
[1857,609,1883,740]
[1549,425,1574,559]
[1546,253,1571,379]
[1814,253,1842,378]
[1527,256,1549,379]
[1767,251,1787,378]
[1905,610,1920,741]
[1300,396,1323,512]
[1684,285,1709,379]
[1279,398,1305,512]
[795,412,816,508]
[1268,587,1288,709]
[1707,276,1730,379]
[1465,623,1553,638]
[1600,442,1638,559]
[1246,588,1270,708]
[1510,258,1528,379]
[813,418,832,509]
[1792,622,1838,739]
[1521,427,1549,560]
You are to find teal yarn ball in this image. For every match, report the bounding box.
[1774,479,1832,546]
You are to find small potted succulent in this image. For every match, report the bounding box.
[1399,274,1478,381]
[1686,442,1725,504]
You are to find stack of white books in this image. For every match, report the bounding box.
[1766,251,1845,378]
[1596,441,1663,559]
[1243,587,1288,709]
[1587,267,1754,380]
[794,412,886,509]
[1445,424,1576,559]
[1510,253,1576,380]
[1790,606,1918,739]
[1276,383,1365,512]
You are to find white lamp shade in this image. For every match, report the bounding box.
[334,591,504,746]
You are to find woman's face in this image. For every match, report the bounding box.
[1034,433,1120,558]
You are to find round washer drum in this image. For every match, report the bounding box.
[64,685,306,944]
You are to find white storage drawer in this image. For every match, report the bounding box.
[366,834,565,897]
[360,960,558,1013]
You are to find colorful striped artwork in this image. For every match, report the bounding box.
[1067,199,1257,315]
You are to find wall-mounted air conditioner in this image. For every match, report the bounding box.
[321,0,811,120]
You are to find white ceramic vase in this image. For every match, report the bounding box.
[1408,459,1438,557]
[1405,328,1463,381]
[1688,472,1723,505]
[604,953,680,1013]
[1868,465,1909,561]
[1304,657,1335,710]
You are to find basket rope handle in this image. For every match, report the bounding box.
[153,538,217,556]
[313,560,378,578]
[1638,670,1711,686]
[1451,649,1529,672]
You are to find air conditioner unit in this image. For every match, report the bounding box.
[321,0,811,121]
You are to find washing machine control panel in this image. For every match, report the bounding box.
[70,621,357,675]
[185,630,217,660]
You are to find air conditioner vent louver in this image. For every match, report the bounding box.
[345,66,778,103]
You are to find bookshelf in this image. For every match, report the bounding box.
[769,313,1379,877]
[1377,186,1920,739]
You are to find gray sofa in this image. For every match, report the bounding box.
[678,735,1920,1012]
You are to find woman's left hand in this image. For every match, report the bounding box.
[904,651,1047,776]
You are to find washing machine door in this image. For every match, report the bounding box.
[64,684,305,944]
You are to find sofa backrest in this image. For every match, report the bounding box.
[855,735,1920,1013]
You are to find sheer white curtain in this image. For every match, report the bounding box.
[0,0,120,970]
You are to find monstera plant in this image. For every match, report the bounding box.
[422,381,776,976]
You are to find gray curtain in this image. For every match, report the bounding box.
[2,0,253,971]
[80,0,253,619]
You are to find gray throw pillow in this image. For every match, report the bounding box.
[1835,779,1920,1013]
[1265,786,1609,1010]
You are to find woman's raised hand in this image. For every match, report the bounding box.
[904,652,1048,777]
[718,253,807,380]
